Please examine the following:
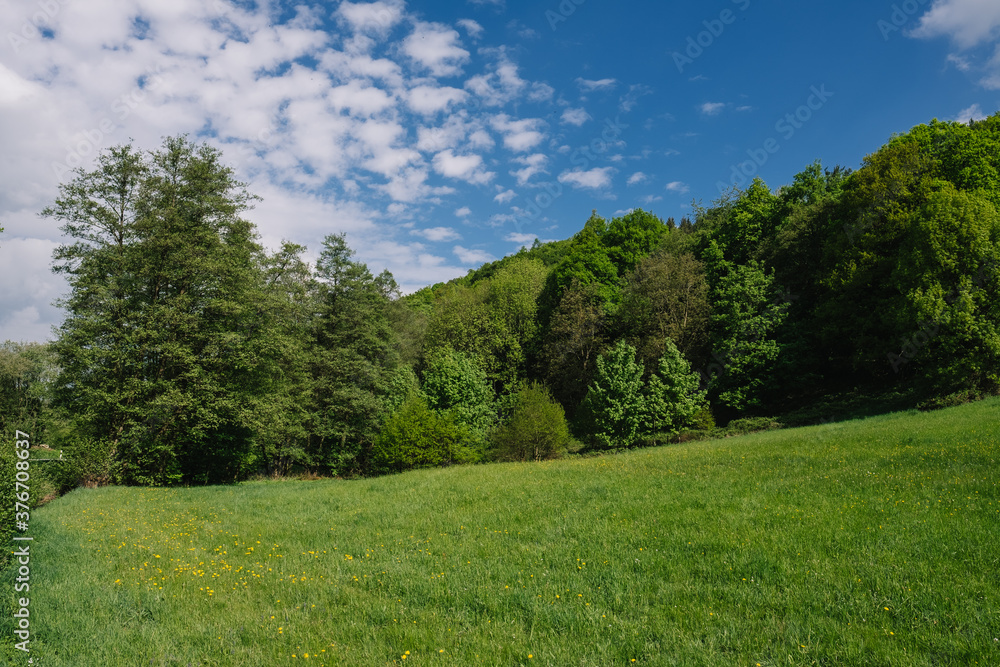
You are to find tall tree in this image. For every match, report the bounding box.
[618,250,711,369]
[45,137,268,485]
[307,233,404,476]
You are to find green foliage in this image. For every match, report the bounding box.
[706,261,788,412]
[424,256,547,394]
[307,233,404,477]
[618,250,710,367]
[893,186,1000,393]
[537,279,608,416]
[0,342,57,440]
[45,137,267,486]
[643,338,708,438]
[421,347,495,440]
[489,383,571,462]
[370,393,476,474]
[577,340,647,449]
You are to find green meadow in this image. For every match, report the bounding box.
[3,398,999,666]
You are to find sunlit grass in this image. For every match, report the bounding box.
[2,398,998,665]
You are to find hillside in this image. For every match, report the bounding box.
[5,398,998,665]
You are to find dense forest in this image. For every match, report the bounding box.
[3,115,999,488]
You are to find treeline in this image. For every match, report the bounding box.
[3,114,999,487]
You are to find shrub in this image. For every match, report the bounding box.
[490,383,571,462]
[370,394,477,475]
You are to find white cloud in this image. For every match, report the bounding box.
[328,81,396,116]
[619,84,653,112]
[952,103,988,122]
[464,53,548,106]
[665,181,690,194]
[455,206,472,217]
[0,0,575,338]
[910,0,1000,49]
[560,107,590,126]
[412,226,461,242]
[627,172,648,186]
[0,238,64,342]
[335,1,405,36]
[558,167,614,191]
[432,149,494,184]
[402,22,470,77]
[505,232,537,244]
[699,102,726,116]
[407,85,467,115]
[491,114,546,152]
[640,194,663,205]
[454,246,494,265]
[576,77,617,92]
[510,153,548,185]
[457,19,484,39]
[494,189,517,204]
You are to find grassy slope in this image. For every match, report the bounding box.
[3,399,999,666]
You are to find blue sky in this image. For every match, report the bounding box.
[1,0,998,341]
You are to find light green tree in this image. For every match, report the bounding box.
[643,338,708,437]
[577,340,646,449]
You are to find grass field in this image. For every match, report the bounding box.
[2,398,999,666]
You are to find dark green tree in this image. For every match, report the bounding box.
[45,137,267,485]
[308,233,403,476]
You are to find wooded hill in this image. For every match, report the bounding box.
[3,115,999,488]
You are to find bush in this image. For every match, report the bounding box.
[490,383,571,462]
[370,394,477,475]
[720,417,783,437]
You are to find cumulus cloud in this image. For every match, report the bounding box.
[699,102,726,116]
[457,19,484,39]
[560,107,590,126]
[491,114,546,152]
[412,226,462,242]
[558,167,614,191]
[494,188,517,204]
[0,0,572,338]
[406,85,467,115]
[665,181,690,194]
[454,245,494,265]
[335,1,405,37]
[402,22,471,77]
[627,172,648,186]
[432,149,495,184]
[952,103,989,122]
[510,153,548,185]
[910,0,1000,48]
[505,232,538,244]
